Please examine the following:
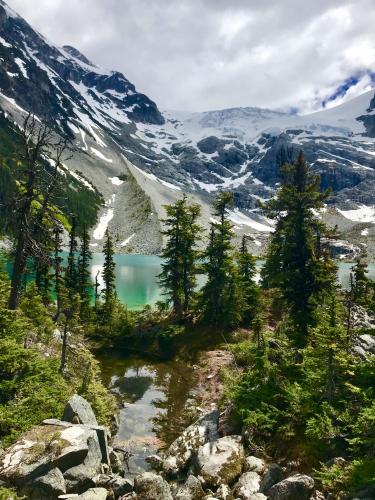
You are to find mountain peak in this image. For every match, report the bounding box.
[62,45,95,67]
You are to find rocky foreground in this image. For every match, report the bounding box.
[0,394,326,500]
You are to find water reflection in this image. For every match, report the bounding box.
[99,354,197,475]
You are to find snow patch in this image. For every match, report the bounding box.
[110,176,124,186]
[91,147,113,163]
[120,233,136,247]
[14,57,28,79]
[93,195,115,240]
[338,205,375,223]
[0,36,12,48]
[227,208,275,232]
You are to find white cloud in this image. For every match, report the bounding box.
[6,0,375,112]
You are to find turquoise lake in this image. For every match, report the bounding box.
[90,254,375,310]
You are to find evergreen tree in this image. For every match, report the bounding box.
[77,225,92,318]
[65,216,78,300]
[53,224,64,320]
[306,293,355,404]
[238,235,259,325]
[8,116,67,309]
[262,151,336,347]
[200,192,243,328]
[159,195,202,321]
[34,255,53,306]
[102,229,116,319]
[352,256,370,306]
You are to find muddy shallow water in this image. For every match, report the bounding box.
[99,353,199,475]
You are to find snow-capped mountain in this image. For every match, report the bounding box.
[1,0,375,257]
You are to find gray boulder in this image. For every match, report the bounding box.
[234,471,261,499]
[267,474,315,500]
[63,395,98,426]
[63,432,102,493]
[244,457,267,475]
[163,410,219,475]
[145,454,164,471]
[21,467,66,499]
[175,474,205,499]
[109,476,133,497]
[134,472,173,500]
[78,488,108,499]
[259,463,283,493]
[196,436,245,487]
[216,483,234,500]
[0,424,102,489]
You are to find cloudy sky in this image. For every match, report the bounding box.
[7,0,375,113]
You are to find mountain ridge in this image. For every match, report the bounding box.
[0,0,375,258]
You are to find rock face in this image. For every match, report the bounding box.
[21,467,66,499]
[259,464,284,493]
[267,474,315,500]
[63,394,98,426]
[234,471,261,498]
[163,410,219,475]
[78,487,108,499]
[196,436,245,487]
[175,474,205,500]
[134,472,173,500]
[244,456,267,475]
[0,397,110,499]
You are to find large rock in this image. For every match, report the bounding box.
[163,410,219,475]
[244,457,267,475]
[110,476,133,497]
[234,471,261,499]
[21,467,66,499]
[63,395,98,426]
[216,483,233,500]
[78,488,108,499]
[0,423,103,491]
[196,436,245,487]
[134,472,173,500]
[63,433,102,493]
[267,474,315,500]
[259,463,283,493]
[44,419,109,466]
[175,474,205,500]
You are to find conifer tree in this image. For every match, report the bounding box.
[77,225,92,318]
[65,216,78,300]
[8,116,68,309]
[352,256,370,306]
[262,151,336,347]
[53,224,64,320]
[306,294,355,404]
[200,192,243,328]
[102,229,116,319]
[238,235,259,325]
[159,195,202,321]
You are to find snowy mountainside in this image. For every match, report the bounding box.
[0,0,375,256]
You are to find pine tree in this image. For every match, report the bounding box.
[159,195,202,321]
[352,256,370,306]
[262,151,336,347]
[77,225,92,318]
[306,294,355,404]
[102,229,116,319]
[8,116,68,309]
[200,192,243,328]
[34,254,53,306]
[53,224,65,320]
[65,216,78,300]
[238,235,259,326]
